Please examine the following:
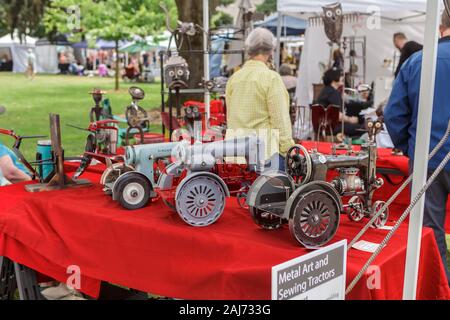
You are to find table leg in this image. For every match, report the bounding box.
[13,262,45,300]
[0,256,17,300]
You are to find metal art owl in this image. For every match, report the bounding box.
[322,2,344,44]
[163,56,190,90]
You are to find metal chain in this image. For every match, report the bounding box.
[348,120,450,249]
[345,149,450,296]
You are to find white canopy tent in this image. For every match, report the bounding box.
[0,34,36,73]
[278,0,427,14]
[277,0,443,300]
[276,1,428,118]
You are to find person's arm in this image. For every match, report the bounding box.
[267,75,295,155]
[384,65,411,153]
[0,155,31,183]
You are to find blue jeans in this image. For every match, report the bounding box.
[423,170,450,286]
[410,161,450,286]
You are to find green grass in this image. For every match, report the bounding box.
[0,73,162,159]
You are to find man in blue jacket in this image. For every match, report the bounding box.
[385,11,450,286]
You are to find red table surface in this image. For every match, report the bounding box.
[300,141,450,233]
[0,166,448,300]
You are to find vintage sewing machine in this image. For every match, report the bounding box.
[246,120,387,248]
[101,135,264,227]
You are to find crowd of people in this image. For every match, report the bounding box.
[55,49,158,81]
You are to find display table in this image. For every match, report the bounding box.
[0,165,448,300]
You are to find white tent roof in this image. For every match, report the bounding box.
[0,34,37,73]
[278,0,427,20]
[0,34,36,46]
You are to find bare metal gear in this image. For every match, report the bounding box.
[126,105,149,128]
[346,195,365,222]
[370,201,389,229]
[285,144,313,186]
[175,175,226,227]
[288,189,340,247]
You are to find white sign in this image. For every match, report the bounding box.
[272,240,347,300]
[352,240,385,253]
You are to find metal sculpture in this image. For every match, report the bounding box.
[89,88,107,122]
[247,120,386,247]
[322,2,344,44]
[70,119,121,179]
[101,136,265,227]
[25,114,91,192]
[125,87,149,145]
[160,2,200,51]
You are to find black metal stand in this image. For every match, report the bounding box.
[0,256,45,300]
[1,256,149,300]
[158,48,245,138]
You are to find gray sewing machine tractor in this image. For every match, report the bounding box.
[101,136,265,227]
[246,120,388,248]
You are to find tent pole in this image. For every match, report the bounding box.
[275,12,283,71]
[403,0,441,300]
[203,0,211,123]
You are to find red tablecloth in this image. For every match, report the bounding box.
[301,141,450,233]
[0,167,448,300]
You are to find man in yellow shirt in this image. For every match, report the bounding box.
[226,28,295,171]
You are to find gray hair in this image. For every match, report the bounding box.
[245,28,276,57]
[442,10,450,29]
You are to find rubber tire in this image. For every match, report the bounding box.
[116,173,151,210]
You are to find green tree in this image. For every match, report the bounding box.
[173,0,233,97]
[256,0,277,15]
[0,0,48,41]
[45,0,176,90]
[212,12,234,28]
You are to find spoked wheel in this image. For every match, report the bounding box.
[250,207,282,230]
[285,145,313,186]
[346,195,365,222]
[176,175,226,227]
[288,189,340,247]
[126,105,149,128]
[370,201,389,229]
[114,173,151,210]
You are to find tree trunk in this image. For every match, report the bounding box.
[115,39,120,91]
[174,0,205,102]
